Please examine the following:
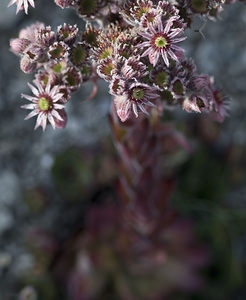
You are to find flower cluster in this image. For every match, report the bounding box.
[10,22,93,130]
[9,0,242,130]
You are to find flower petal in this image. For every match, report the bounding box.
[8,0,16,7]
[142,47,153,58]
[27,82,40,97]
[21,103,36,110]
[24,110,39,120]
[161,50,169,67]
[51,110,63,121]
[21,93,38,102]
[132,103,138,118]
[54,103,65,109]
[114,95,131,122]
[48,113,56,130]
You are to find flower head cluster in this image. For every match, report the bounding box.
[11,22,94,129]
[9,0,237,129]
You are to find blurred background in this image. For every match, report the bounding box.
[0,1,246,299]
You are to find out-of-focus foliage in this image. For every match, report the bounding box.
[171,116,246,300]
[11,115,246,300]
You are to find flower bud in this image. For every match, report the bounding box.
[48,41,69,60]
[19,22,45,42]
[183,94,209,113]
[63,67,83,91]
[10,38,31,54]
[36,26,56,47]
[171,78,186,96]
[24,44,45,62]
[57,24,79,45]
[20,55,36,73]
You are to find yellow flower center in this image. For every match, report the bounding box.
[155,36,167,48]
[39,97,50,111]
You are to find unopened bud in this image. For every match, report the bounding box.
[20,55,36,73]
[10,38,31,54]
[24,44,45,62]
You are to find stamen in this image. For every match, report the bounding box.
[155,36,167,48]
[39,97,50,111]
